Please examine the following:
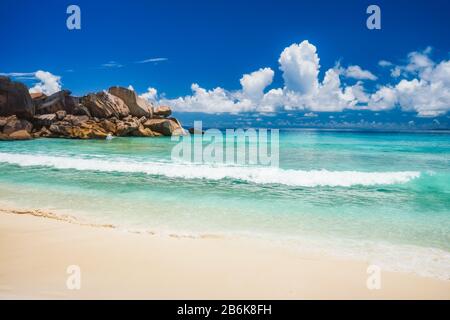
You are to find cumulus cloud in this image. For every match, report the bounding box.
[341,65,377,80]
[239,67,274,101]
[156,40,358,114]
[162,84,242,113]
[405,49,434,74]
[367,86,397,111]
[279,40,320,95]
[142,41,450,117]
[140,87,159,104]
[29,70,62,95]
[367,49,450,116]
[378,60,392,67]
[390,66,402,78]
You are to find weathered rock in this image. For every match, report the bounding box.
[99,119,117,134]
[32,126,53,138]
[49,122,71,136]
[138,116,147,124]
[78,121,109,139]
[49,120,108,139]
[64,95,80,114]
[108,86,153,118]
[169,117,183,128]
[153,106,172,117]
[8,129,32,140]
[30,92,47,109]
[115,118,140,136]
[82,91,130,119]
[133,124,162,137]
[143,118,184,136]
[35,90,72,114]
[0,77,185,140]
[33,113,57,128]
[72,105,91,117]
[33,90,82,115]
[63,115,89,126]
[0,76,35,119]
[56,110,67,121]
[30,92,46,99]
[0,116,8,129]
[3,116,33,135]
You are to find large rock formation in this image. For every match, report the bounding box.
[153,105,172,118]
[0,76,34,119]
[0,79,185,140]
[33,114,57,128]
[143,118,184,136]
[34,90,80,115]
[108,86,153,118]
[8,130,32,140]
[82,91,130,119]
[3,116,33,135]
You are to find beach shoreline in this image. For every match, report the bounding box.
[1,209,449,300]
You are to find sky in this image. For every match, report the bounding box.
[1,0,450,129]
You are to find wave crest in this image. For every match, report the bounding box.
[0,152,420,187]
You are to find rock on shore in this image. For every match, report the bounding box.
[0,78,186,140]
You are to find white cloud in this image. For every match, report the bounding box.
[279,40,320,94]
[367,86,397,111]
[29,70,62,95]
[239,67,274,101]
[101,61,123,68]
[382,48,435,79]
[0,72,35,78]
[342,65,377,80]
[140,87,159,104]
[396,65,450,117]
[378,60,392,67]
[365,58,450,116]
[390,66,402,78]
[137,58,168,64]
[405,49,434,74]
[161,84,241,113]
[143,41,450,117]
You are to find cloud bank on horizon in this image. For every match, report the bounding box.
[151,40,449,118]
[3,40,449,118]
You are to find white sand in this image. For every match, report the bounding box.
[0,210,449,299]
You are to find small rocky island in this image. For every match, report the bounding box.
[0,76,185,140]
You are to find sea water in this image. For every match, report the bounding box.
[0,130,449,279]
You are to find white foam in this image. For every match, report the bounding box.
[243,232,450,280]
[0,152,421,187]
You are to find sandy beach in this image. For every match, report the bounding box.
[0,209,449,300]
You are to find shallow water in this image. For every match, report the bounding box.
[0,130,449,279]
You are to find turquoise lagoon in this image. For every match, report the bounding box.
[0,130,449,279]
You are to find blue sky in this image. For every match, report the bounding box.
[1,0,450,128]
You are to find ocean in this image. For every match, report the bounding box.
[0,129,449,279]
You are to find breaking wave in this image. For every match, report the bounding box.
[0,152,421,187]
